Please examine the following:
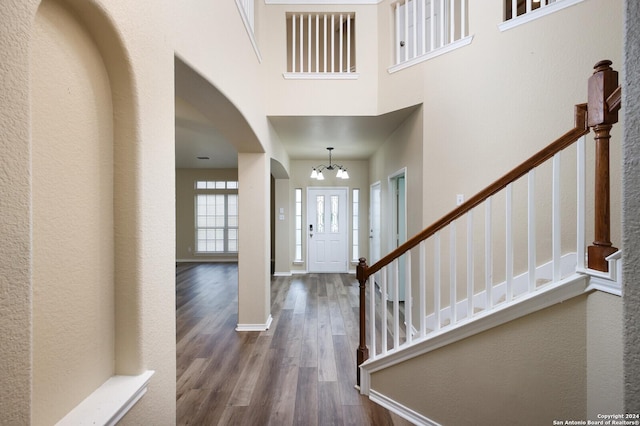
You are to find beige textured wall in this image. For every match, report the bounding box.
[0,0,177,424]
[31,2,115,423]
[587,291,624,417]
[371,295,589,425]
[176,168,239,262]
[238,153,272,326]
[623,0,640,411]
[369,106,423,258]
[274,178,292,274]
[262,3,380,116]
[175,0,290,171]
[376,0,623,251]
[0,1,41,422]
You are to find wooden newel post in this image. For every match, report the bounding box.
[356,257,369,388]
[587,60,619,272]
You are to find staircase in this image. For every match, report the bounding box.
[355,60,623,425]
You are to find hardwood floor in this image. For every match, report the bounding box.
[176,263,414,426]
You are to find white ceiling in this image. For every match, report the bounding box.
[175,94,420,169]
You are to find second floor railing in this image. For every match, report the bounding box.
[355,60,622,386]
[502,0,585,30]
[285,12,356,77]
[392,0,469,68]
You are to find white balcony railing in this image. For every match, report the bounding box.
[501,0,585,31]
[390,0,472,72]
[284,12,357,79]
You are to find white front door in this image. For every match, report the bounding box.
[307,187,348,273]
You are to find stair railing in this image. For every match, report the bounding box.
[356,60,621,387]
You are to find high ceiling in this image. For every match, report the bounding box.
[175,98,419,169]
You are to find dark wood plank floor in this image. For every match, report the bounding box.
[176,263,414,426]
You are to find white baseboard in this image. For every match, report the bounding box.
[56,370,154,426]
[369,389,441,426]
[236,315,273,331]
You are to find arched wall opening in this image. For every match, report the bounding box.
[30,0,145,423]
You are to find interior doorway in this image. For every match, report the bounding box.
[370,182,381,284]
[389,170,407,301]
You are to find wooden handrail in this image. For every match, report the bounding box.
[355,60,622,388]
[607,85,622,113]
[362,103,589,279]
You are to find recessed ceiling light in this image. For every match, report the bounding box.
[197,156,210,160]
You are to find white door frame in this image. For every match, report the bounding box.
[370,181,381,284]
[388,168,407,301]
[306,186,349,273]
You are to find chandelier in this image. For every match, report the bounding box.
[310,147,349,180]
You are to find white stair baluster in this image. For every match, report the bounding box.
[553,153,562,281]
[506,183,513,302]
[434,231,441,331]
[381,267,388,356]
[577,136,586,270]
[450,222,456,324]
[369,261,376,358]
[467,211,474,318]
[528,170,536,293]
[419,240,427,338]
[405,251,412,345]
[485,198,493,309]
[393,259,400,349]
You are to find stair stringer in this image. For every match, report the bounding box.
[359,273,590,425]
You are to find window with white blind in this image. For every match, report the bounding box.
[195,186,239,253]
